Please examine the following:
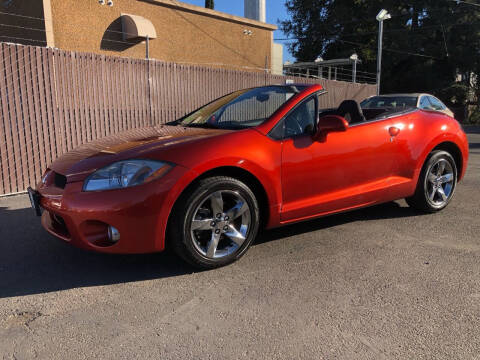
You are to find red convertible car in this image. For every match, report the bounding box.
[29,84,469,269]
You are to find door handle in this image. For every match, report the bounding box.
[388,126,400,137]
[388,126,400,142]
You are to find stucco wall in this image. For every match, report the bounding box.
[48,0,276,71]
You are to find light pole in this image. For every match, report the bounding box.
[350,53,358,83]
[376,9,391,95]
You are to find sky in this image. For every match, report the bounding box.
[180,0,295,62]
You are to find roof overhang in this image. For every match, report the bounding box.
[121,13,157,40]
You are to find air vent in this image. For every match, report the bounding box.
[54,172,67,189]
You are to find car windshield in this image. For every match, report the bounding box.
[175,85,307,129]
[361,96,418,109]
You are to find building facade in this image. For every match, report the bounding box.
[0,0,282,73]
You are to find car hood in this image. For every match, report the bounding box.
[49,125,229,181]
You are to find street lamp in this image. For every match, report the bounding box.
[350,53,358,83]
[376,9,391,95]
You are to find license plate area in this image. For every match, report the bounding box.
[27,187,42,217]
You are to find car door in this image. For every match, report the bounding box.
[279,97,403,222]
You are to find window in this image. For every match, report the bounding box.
[270,96,317,139]
[178,86,307,130]
[428,96,446,110]
[419,96,432,110]
[361,96,417,109]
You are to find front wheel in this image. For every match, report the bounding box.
[406,150,457,212]
[168,176,260,269]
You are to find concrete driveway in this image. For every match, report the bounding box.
[1,128,479,360]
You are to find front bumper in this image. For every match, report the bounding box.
[36,166,191,254]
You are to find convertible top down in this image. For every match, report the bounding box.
[30,84,469,268]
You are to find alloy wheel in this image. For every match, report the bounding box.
[425,158,455,207]
[190,190,251,259]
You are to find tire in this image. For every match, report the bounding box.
[168,176,260,269]
[406,150,457,212]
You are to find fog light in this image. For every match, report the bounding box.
[107,226,120,243]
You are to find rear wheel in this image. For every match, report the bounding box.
[168,176,260,269]
[406,150,457,212]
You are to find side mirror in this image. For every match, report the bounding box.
[313,115,349,142]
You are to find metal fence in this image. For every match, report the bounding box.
[0,42,376,196]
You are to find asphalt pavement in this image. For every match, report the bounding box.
[1,127,479,359]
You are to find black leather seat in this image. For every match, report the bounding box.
[336,100,366,124]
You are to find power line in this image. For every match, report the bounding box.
[0,10,48,21]
[278,5,479,52]
[0,23,46,33]
[450,0,480,8]
[275,17,480,59]
[0,8,469,68]
[276,36,439,59]
[0,10,152,39]
[338,39,439,59]
[0,35,46,44]
[0,7,267,68]
[441,24,449,57]
[280,6,475,37]
[299,8,455,31]
[275,20,479,43]
[379,47,438,59]
[0,8,447,78]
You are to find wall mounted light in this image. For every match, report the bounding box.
[107,0,114,6]
[98,0,105,4]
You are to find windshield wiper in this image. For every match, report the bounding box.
[181,123,219,129]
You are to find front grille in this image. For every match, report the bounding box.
[54,172,67,189]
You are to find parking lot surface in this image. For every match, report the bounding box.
[1,128,479,360]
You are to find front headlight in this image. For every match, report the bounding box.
[83,160,173,192]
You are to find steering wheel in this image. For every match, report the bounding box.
[207,114,217,125]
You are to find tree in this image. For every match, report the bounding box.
[281,0,480,120]
[205,0,214,10]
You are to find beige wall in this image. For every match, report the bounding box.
[48,0,276,71]
[271,42,283,75]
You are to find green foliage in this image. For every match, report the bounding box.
[205,0,214,9]
[468,107,480,124]
[281,0,480,111]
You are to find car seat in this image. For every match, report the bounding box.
[336,100,366,124]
